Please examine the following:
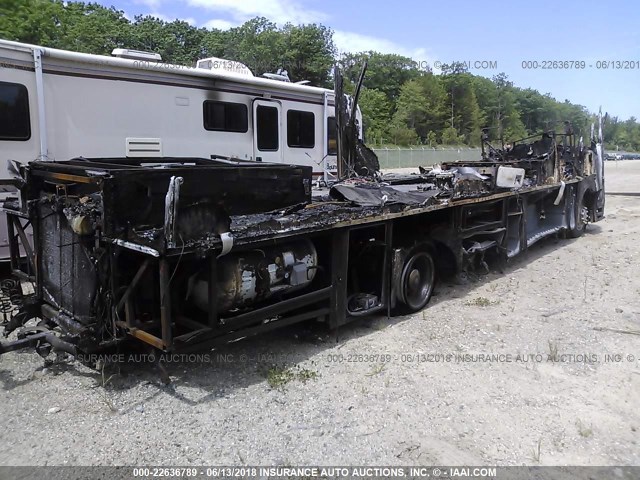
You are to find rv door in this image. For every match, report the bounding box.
[252,99,282,163]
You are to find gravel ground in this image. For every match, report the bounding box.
[0,161,639,467]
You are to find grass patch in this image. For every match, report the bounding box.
[266,365,296,389]
[266,365,319,390]
[576,419,593,438]
[297,368,319,384]
[466,296,499,307]
[365,363,386,377]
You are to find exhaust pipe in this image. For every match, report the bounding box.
[0,331,77,356]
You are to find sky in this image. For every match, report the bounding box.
[98,0,639,120]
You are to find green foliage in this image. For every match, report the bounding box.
[0,3,336,83]
[441,71,482,145]
[441,126,463,145]
[358,88,392,145]
[223,18,282,74]
[426,131,437,147]
[265,365,318,390]
[392,75,446,143]
[280,22,336,87]
[2,0,638,149]
[1,0,69,46]
[388,125,419,146]
[62,3,132,55]
[605,115,640,151]
[338,51,423,102]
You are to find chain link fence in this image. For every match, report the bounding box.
[373,147,482,170]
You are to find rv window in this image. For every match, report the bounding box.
[0,82,30,141]
[287,110,315,148]
[203,101,248,132]
[327,116,337,155]
[256,105,279,151]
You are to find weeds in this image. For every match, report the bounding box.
[100,392,118,413]
[365,363,386,377]
[266,365,319,390]
[548,340,559,362]
[100,361,117,388]
[297,368,318,384]
[532,438,542,463]
[466,296,499,307]
[90,361,119,413]
[576,419,593,438]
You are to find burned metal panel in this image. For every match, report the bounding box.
[101,165,312,238]
[26,157,313,250]
[38,201,97,324]
[330,183,439,207]
[333,63,381,180]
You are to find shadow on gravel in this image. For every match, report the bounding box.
[0,225,603,404]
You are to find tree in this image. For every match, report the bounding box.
[61,2,132,55]
[388,125,419,146]
[279,23,335,86]
[441,71,482,145]
[161,20,208,65]
[358,88,392,144]
[490,74,527,142]
[441,126,463,145]
[221,17,282,75]
[392,74,446,143]
[392,80,429,138]
[0,0,66,45]
[339,51,423,103]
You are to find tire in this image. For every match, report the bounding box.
[396,250,435,313]
[567,189,589,238]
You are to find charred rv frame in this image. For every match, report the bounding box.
[0,66,605,360]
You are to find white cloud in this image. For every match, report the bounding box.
[133,0,439,68]
[333,30,434,69]
[186,0,327,25]
[140,11,196,25]
[133,0,164,9]
[203,18,238,30]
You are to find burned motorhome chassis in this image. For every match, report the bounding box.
[0,128,605,360]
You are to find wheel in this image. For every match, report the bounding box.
[567,189,590,238]
[397,250,435,313]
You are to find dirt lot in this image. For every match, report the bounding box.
[0,161,639,467]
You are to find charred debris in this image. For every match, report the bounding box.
[0,64,602,359]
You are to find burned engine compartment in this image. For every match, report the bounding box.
[0,158,319,354]
[29,157,313,250]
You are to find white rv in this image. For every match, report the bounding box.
[0,39,363,257]
[0,39,363,179]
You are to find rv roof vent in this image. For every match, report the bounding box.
[263,69,290,82]
[112,48,162,62]
[196,57,253,77]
